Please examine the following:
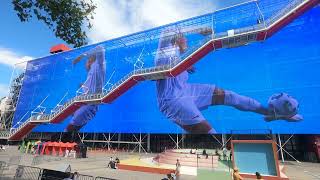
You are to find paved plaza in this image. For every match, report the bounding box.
[0,145,319,180]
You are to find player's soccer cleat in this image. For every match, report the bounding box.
[265,93,303,122]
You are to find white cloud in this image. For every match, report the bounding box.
[87,0,217,43]
[0,84,9,98]
[0,47,33,67]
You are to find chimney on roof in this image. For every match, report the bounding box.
[50,44,71,54]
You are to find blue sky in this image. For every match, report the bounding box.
[0,0,244,98]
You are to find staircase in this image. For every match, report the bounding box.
[158,150,219,168]
[8,0,319,141]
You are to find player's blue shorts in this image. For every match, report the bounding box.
[159,84,215,125]
[69,105,98,127]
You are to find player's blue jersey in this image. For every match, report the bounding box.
[67,45,106,129]
[155,31,189,106]
[155,30,215,126]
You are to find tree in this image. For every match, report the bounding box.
[12,0,96,47]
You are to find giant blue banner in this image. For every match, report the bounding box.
[12,1,320,134]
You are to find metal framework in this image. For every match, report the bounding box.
[276,134,301,163]
[168,134,185,149]
[227,129,301,163]
[4,0,319,141]
[77,133,148,153]
[0,63,26,130]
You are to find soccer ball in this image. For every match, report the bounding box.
[268,93,299,117]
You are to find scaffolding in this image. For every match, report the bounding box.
[0,62,27,130]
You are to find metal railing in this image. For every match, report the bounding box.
[195,154,219,169]
[0,131,10,139]
[0,161,42,180]
[14,165,42,180]
[265,0,305,26]
[76,174,95,180]
[0,161,116,180]
[214,0,306,39]
[95,177,118,180]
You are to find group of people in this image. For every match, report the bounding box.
[65,149,77,158]
[170,149,271,180]
[107,157,120,169]
[213,147,232,161]
[189,149,209,159]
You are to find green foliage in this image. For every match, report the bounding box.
[12,0,96,47]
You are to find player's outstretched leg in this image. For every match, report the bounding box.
[212,88,302,122]
[212,87,269,115]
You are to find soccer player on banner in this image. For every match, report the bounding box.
[65,45,106,132]
[155,27,302,134]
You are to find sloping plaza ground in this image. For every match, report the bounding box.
[0,145,319,180]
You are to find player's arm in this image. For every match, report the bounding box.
[72,54,86,65]
[73,45,105,65]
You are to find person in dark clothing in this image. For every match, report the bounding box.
[161,173,173,180]
[256,172,264,180]
[107,157,116,169]
[202,149,208,159]
[115,157,120,164]
[108,161,116,169]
